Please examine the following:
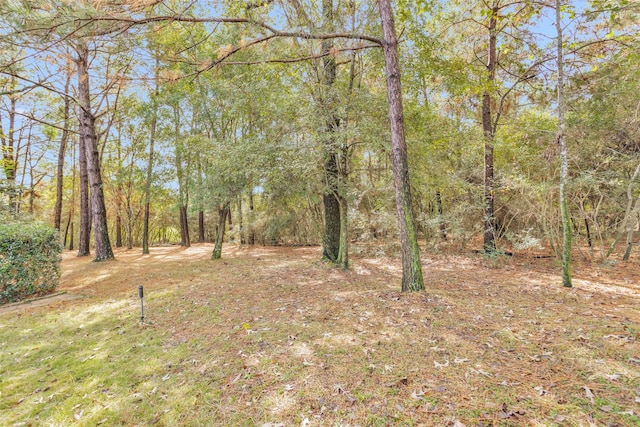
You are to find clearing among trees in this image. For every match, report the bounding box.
[1,245,639,426]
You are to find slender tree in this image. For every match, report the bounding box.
[377,0,425,291]
[555,0,571,287]
[142,58,159,255]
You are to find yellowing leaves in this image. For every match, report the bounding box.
[159,69,184,81]
[217,44,234,59]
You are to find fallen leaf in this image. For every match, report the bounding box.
[411,389,425,400]
[534,385,547,396]
[434,360,449,369]
[553,414,566,423]
[583,386,595,404]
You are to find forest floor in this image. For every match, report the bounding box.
[1,243,639,426]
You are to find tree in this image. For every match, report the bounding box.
[555,0,571,287]
[377,0,424,291]
[76,39,114,261]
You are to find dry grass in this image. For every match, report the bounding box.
[1,243,639,426]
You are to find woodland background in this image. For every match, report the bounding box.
[1,0,639,282]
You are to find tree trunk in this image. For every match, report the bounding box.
[377,0,425,292]
[115,213,122,247]
[126,204,134,250]
[436,190,447,241]
[199,210,205,243]
[115,128,123,248]
[482,3,498,254]
[622,193,640,261]
[66,138,76,250]
[556,0,571,287]
[77,40,114,262]
[77,108,90,257]
[248,191,255,245]
[337,195,348,268]
[181,205,191,247]
[238,195,245,244]
[174,105,190,248]
[606,163,640,258]
[0,81,18,212]
[54,70,72,231]
[321,0,343,264]
[142,60,159,255]
[212,202,230,259]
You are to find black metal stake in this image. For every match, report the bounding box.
[138,285,144,324]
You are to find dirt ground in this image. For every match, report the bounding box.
[3,243,640,426]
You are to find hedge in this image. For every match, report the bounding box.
[0,223,63,304]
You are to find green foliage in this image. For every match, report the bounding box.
[0,222,62,304]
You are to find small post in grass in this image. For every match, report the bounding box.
[138,285,145,325]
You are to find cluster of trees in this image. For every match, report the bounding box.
[0,0,638,291]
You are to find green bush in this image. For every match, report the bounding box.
[0,223,63,304]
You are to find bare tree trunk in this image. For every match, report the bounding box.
[77,40,114,262]
[556,0,571,287]
[142,59,159,255]
[54,68,72,231]
[115,210,123,247]
[174,105,191,248]
[0,79,18,212]
[78,107,90,257]
[607,163,640,258]
[238,195,245,244]
[212,202,230,259]
[198,210,205,242]
[377,0,424,292]
[436,190,447,241]
[114,126,123,248]
[66,138,76,250]
[482,2,499,254]
[622,194,640,261]
[248,191,255,245]
[320,0,343,264]
[126,203,133,250]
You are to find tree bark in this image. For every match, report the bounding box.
[77,40,114,261]
[482,2,499,254]
[77,104,90,257]
[248,190,255,245]
[320,0,343,264]
[436,190,447,241]
[212,202,230,259]
[174,105,191,248]
[0,78,18,212]
[198,210,205,242]
[142,61,158,255]
[556,0,571,287]
[54,69,72,231]
[238,195,245,244]
[377,0,425,292]
[66,138,76,251]
[622,193,640,261]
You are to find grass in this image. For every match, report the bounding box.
[1,243,640,426]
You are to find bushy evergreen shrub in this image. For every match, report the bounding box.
[0,223,62,304]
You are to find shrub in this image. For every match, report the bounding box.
[0,223,63,304]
